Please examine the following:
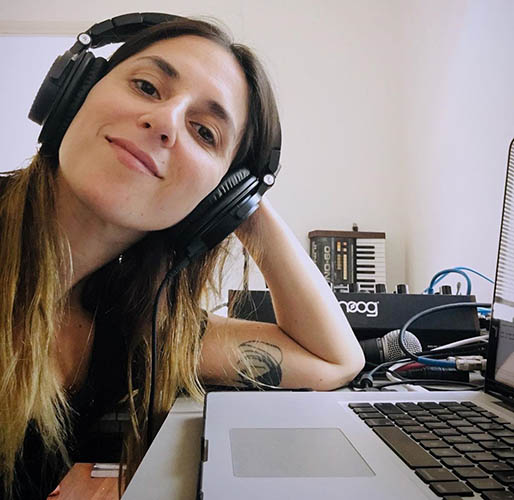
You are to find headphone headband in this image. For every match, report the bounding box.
[70,13,181,53]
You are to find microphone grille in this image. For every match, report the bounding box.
[382,329,422,361]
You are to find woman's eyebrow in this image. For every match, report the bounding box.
[136,55,180,79]
[134,55,237,139]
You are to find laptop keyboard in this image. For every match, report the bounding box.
[350,401,514,499]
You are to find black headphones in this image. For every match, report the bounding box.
[29,12,281,261]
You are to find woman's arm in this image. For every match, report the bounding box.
[199,198,365,390]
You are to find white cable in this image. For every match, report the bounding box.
[431,334,489,351]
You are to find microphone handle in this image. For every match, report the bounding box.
[359,337,385,365]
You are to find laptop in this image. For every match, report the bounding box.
[197,139,514,500]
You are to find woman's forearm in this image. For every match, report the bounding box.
[235,198,365,373]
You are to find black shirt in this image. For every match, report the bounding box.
[8,312,129,500]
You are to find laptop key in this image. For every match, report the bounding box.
[420,440,449,449]
[412,432,437,441]
[482,491,514,500]
[395,419,418,427]
[480,462,514,473]
[466,452,497,462]
[434,428,461,437]
[396,402,420,411]
[374,403,404,414]
[348,403,373,408]
[493,450,514,459]
[431,448,460,458]
[373,426,440,468]
[479,423,506,431]
[426,422,451,430]
[353,407,380,414]
[453,466,488,479]
[447,420,471,427]
[358,412,384,419]
[403,425,429,434]
[417,416,440,423]
[467,477,505,492]
[468,433,495,442]
[468,417,491,424]
[429,481,474,497]
[415,468,459,483]
[491,430,514,438]
[364,418,394,427]
[443,436,471,445]
[419,402,443,410]
[482,441,511,451]
[493,470,514,485]
[459,426,481,434]
[441,457,474,468]
[454,443,483,453]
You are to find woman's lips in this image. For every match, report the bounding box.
[106,136,162,179]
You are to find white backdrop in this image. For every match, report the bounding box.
[1,0,512,304]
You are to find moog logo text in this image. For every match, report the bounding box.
[339,300,379,318]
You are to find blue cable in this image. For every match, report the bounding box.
[424,266,494,295]
[454,266,494,285]
[427,269,473,295]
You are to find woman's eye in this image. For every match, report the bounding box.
[133,79,160,99]
[192,123,216,146]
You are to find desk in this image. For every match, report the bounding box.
[57,463,118,500]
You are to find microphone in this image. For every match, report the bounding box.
[359,329,422,364]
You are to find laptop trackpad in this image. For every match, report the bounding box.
[230,428,375,477]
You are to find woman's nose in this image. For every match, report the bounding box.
[137,96,189,147]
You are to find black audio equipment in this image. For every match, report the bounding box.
[308,230,386,292]
[228,289,481,350]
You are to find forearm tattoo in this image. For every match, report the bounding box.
[236,340,283,388]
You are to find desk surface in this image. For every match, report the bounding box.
[58,463,118,500]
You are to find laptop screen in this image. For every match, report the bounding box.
[486,138,514,402]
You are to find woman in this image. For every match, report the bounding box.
[0,14,364,500]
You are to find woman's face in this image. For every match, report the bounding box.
[58,35,249,232]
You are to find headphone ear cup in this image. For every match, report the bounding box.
[171,167,261,258]
[39,55,107,154]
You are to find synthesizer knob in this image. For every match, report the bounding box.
[439,285,452,295]
[396,284,409,294]
[375,283,387,293]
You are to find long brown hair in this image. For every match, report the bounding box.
[0,15,279,498]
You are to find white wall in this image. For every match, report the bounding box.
[1,0,511,304]
[399,1,514,302]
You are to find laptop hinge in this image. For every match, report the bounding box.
[201,438,209,462]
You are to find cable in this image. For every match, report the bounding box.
[398,302,491,368]
[431,334,489,351]
[427,269,473,295]
[378,380,484,391]
[424,266,494,294]
[454,266,494,285]
[148,257,190,447]
[353,340,489,390]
